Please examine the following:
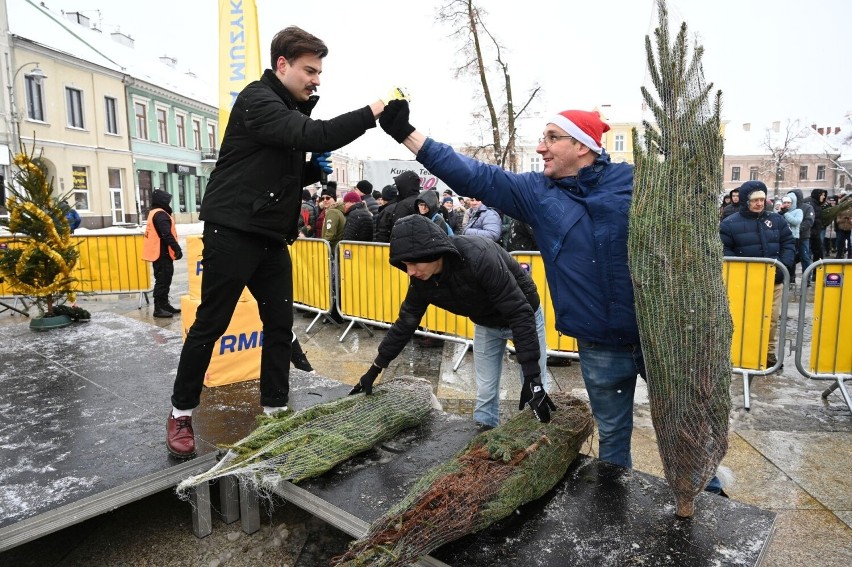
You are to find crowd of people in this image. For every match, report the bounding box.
[297,176,539,253]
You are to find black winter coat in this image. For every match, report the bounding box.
[342,201,375,242]
[374,201,397,242]
[200,69,376,245]
[375,215,542,378]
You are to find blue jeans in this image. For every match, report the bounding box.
[472,306,547,428]
[577,339,722,492]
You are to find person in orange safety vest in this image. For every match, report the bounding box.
[142,189,183,318]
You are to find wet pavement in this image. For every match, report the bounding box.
[0,230,850,566]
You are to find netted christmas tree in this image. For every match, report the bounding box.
[0,139,80,316]
[628,0,732,518]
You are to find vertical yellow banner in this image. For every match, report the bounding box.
[218,0,262,142]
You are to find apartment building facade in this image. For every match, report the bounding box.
[2,0,217,226]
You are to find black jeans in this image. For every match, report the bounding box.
[171,224,293,410]
[152,257,174,306]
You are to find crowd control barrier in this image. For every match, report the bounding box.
[795,259,852,414]
[510,252,579,362]
[291,238,334,331]
[722,257,790,410]
[1,233,152,309]
[335,241,476,368]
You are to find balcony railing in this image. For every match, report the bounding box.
[200,150,218,163]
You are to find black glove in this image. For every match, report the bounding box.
[348,364,383,395]
[173,249,183,260]
[519,374,557,424]
[380,100,416,143]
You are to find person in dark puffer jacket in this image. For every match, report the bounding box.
[720,180,795,369]
[348,215,555,429]
[341,191,374,242]
[374,184,398,243]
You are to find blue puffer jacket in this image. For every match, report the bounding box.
[719,181,795,283]
[416,137,638,346]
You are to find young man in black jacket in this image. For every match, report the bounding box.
[349,214,555,428]
[167,26,388,458]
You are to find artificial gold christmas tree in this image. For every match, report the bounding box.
[0,139,80,322]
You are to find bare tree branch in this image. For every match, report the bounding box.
[436,0,541,171]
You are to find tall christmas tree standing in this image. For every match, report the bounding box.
[628,0,732,517]
[0,139,80,322]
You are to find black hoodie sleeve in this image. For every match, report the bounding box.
[153,211,181,255]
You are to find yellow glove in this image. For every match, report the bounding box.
[381,86,411,105]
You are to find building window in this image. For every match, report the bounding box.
[749,167,759,181]
[530,156,542,172]
[206,123,217,150]
[176,114,186,147]
[158,171,168,191]
[66,87,84,128]
[105,96,118,134]
[731,166,740,181]
[799,165,808,181]
[157,108,168,144]
[839,174,846,188]
[135,102,148,139]
[816,165,826,181]
[25,75,45,121]
[192,119,202,149]
[72,165,90,210]
[194,177,203,212]
[178,175,188,213]
[614,134,625,152]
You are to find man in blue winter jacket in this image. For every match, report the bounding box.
[377,99,729,494]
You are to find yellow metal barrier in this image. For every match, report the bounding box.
[1,234,151,297]
[722,257,790,410]
[511,252,578,359]
[806,261,852,374]
[336,241,473,344]
[795,259,852,413]
[722,258,777,371]
[292,238,333,316]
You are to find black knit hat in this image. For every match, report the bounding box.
[320,181,337,200]
[381,184,398,202]
[355,180,373,194]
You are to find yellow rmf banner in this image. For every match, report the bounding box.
[218,0,262,142]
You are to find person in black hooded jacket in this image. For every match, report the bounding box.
[374,184,398,243]
[805,189,829,263]
[167,26,389,459]
[349,214,555,428]
[142,189,183,318]
[389,170,422,226]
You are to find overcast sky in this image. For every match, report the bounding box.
[41,0,852,160]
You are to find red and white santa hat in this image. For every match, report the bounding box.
[547,110,610,154]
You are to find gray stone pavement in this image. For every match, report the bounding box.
[0,232,850,566]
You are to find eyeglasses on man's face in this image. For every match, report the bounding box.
[538,134,575,149]
[322,196,334,201]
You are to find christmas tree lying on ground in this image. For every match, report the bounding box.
[0,139,80,317]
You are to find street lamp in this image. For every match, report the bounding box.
[4,57,48,153]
